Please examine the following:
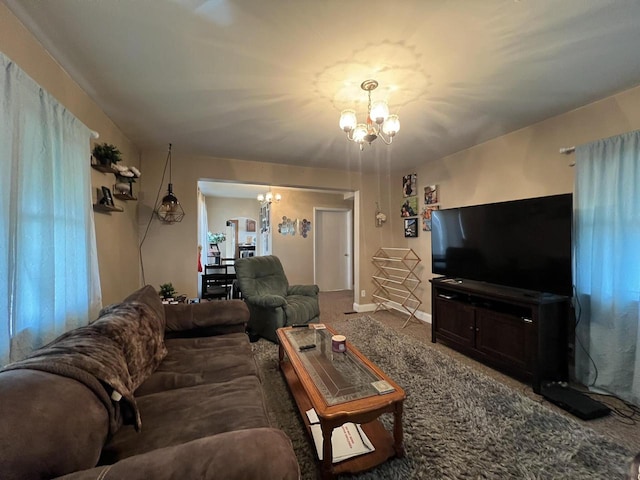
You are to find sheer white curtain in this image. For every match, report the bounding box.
[197,188,209,297]
[574,130,640,407]
[0,53,101,366]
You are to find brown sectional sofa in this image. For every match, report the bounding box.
[0,285,300,480]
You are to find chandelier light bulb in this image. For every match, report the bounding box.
[257,194,265,202]
[265,192,273,202]
[274,193,282,202]
[382,114,400,136]
[339,110,357,132]
[370,100,389,124]
[352,124,368,143]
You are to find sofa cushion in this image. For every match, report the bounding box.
[122,285,166,330]
[101,376,271,463]
[134,333,258,396]
[163,299,248,335]
[0,370,109,480]
[56,429,300,480]
[96,301,168,392]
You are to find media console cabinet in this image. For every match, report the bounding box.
[430,278,570,393]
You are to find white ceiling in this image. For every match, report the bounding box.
[7,0,640,173]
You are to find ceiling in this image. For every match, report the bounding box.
[7,0,640,173]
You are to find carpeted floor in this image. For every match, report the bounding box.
[251,290,640,479]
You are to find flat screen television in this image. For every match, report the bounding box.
[431,193,572,297]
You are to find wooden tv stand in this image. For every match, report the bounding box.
[430,278,569,393]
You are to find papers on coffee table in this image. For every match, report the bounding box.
[305,408,375,463]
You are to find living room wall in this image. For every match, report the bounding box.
[1,4,141,306]
[401,83,640,316]
[270,189,354,286]
[7,2,640,317]
[138,151,395,303]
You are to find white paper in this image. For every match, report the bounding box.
[310,422,374,462]
[306,408,319,424]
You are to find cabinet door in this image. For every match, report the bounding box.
[475,308,532,374]
[434,297,475,348]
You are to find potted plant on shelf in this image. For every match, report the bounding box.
[92,143,122,167]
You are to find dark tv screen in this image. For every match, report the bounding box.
[431,194,572,296]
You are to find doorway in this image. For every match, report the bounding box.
[314,208,353,291]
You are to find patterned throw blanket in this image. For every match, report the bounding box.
[2,301,167,434]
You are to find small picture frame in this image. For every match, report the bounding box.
[403,173,417,197]
[422,205,440,231]
[101,186,114,206]
[401,197,418,217]
[424,185,438,205]
[404,218,418,238]
[246,219,256,232]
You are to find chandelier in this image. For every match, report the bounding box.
[339,79,400,151]
[257,189,281,203]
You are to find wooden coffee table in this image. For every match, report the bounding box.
[277,325,405,479]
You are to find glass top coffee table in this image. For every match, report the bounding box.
[277,325,405,479]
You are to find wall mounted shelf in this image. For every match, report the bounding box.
[113,192,137,201]
[91,163,118,174]
[371,247,422,327]
[93,203,124,214]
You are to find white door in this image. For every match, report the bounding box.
[315,209,352,291]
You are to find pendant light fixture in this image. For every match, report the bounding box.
[155,143,185,223]
[339,79,400,151]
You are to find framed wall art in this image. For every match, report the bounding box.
[101,186,114,206]
[403,173,417,197]
[424,185,438,205]
[422,205,439,231]
[401,197,418,217]
[404,217,418,238]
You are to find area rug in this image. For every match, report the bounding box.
[251,316,633,479]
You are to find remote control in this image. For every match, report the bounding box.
[299,344,316,351]
[291,324,308,328]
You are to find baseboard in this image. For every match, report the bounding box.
[353,301,431,324]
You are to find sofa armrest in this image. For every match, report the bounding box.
[54,428,299,480]
[245,294,287,308]
[288,284,319,296]
[164,300,249,338]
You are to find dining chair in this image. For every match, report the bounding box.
[201,264,231,300]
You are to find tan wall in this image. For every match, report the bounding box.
[1,4,140,305]
[138,151,396,300]
[270,190,353,285]
[6,2,640,314]
[404,85,640,316]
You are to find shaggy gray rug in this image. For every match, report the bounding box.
[252,316,633,479]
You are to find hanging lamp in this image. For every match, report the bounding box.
[155,143,185,223]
